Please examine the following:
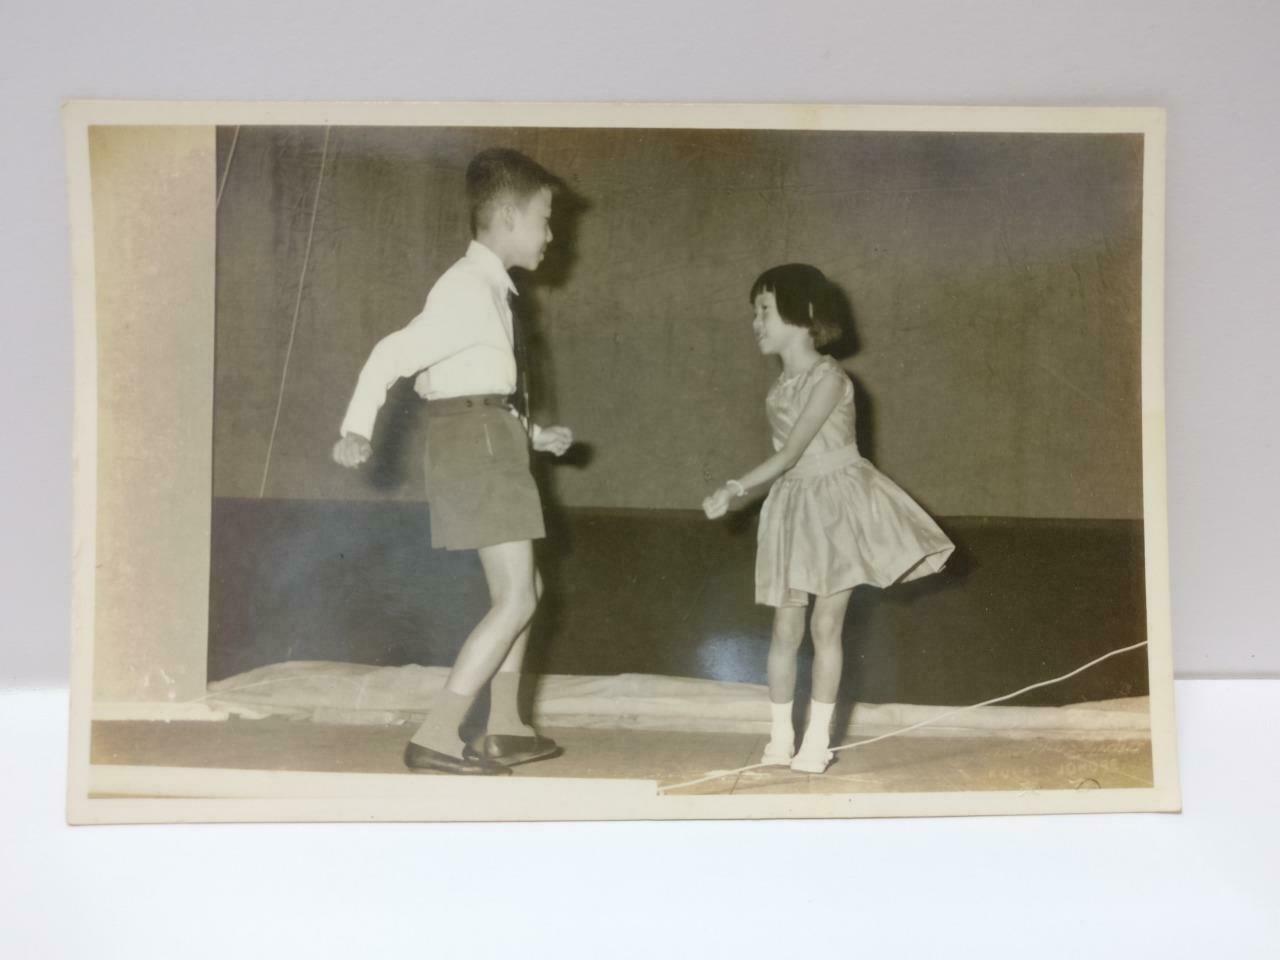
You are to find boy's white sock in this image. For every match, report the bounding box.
[410,689,476,756]
[487,671,537,738]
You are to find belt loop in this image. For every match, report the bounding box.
[425,393,515,417]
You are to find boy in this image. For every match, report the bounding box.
[333,148,573,775]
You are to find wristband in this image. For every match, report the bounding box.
[725,479,746,498]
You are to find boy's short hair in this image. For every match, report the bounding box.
[466,148,560,235]
[750,263,843,349]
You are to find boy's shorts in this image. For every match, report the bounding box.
[423,396,546,551]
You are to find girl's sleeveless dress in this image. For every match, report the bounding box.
[756,357,955,607]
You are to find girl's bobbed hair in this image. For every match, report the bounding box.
[749,263,842,349]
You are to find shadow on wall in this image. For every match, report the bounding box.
[822,277,879,465]
[513,179,592,424]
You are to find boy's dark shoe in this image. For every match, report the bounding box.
[403,741,512,776]
[469,734,561,767]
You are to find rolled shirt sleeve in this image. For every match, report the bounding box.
[339,274,489,440]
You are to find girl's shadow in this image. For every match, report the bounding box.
[823,280,878,464]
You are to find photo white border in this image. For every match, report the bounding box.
[64,100,1177,824]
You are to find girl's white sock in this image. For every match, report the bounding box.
[796,699,835,760]
[769,700,794,744]
[763,700,795,762]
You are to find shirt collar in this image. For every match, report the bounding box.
[465,240,518,296]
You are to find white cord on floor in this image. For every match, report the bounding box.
[658,639,1149,795]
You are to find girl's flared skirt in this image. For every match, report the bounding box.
[756,447,954,607]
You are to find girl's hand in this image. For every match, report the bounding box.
[332,433,372,468]
[703,487,732,519]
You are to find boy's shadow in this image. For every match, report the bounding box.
[365,379,426,490]
[525,180,590,291]
[511,180,591,428]
[509,181,593,687]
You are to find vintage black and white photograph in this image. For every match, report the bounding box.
[66,101,1177,822]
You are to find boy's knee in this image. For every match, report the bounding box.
[494,583,538,626]
[514,586,539,625]
[517,594,539,626]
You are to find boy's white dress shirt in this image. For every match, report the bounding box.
[340,240,538,441]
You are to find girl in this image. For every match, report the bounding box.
[703,264,954,774]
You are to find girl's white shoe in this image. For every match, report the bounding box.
[791,699,836,773]
[789,748,833,774]
[760,740,796,765]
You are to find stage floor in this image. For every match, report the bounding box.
[91,718,1153,797]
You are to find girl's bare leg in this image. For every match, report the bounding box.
[793,589,853,772]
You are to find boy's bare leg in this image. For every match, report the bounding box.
[409,540,537,757]
[495,568,540,674]
[452,539,539,692]
[487,571,543,738]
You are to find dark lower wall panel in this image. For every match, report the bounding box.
[208,499,1148,707]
